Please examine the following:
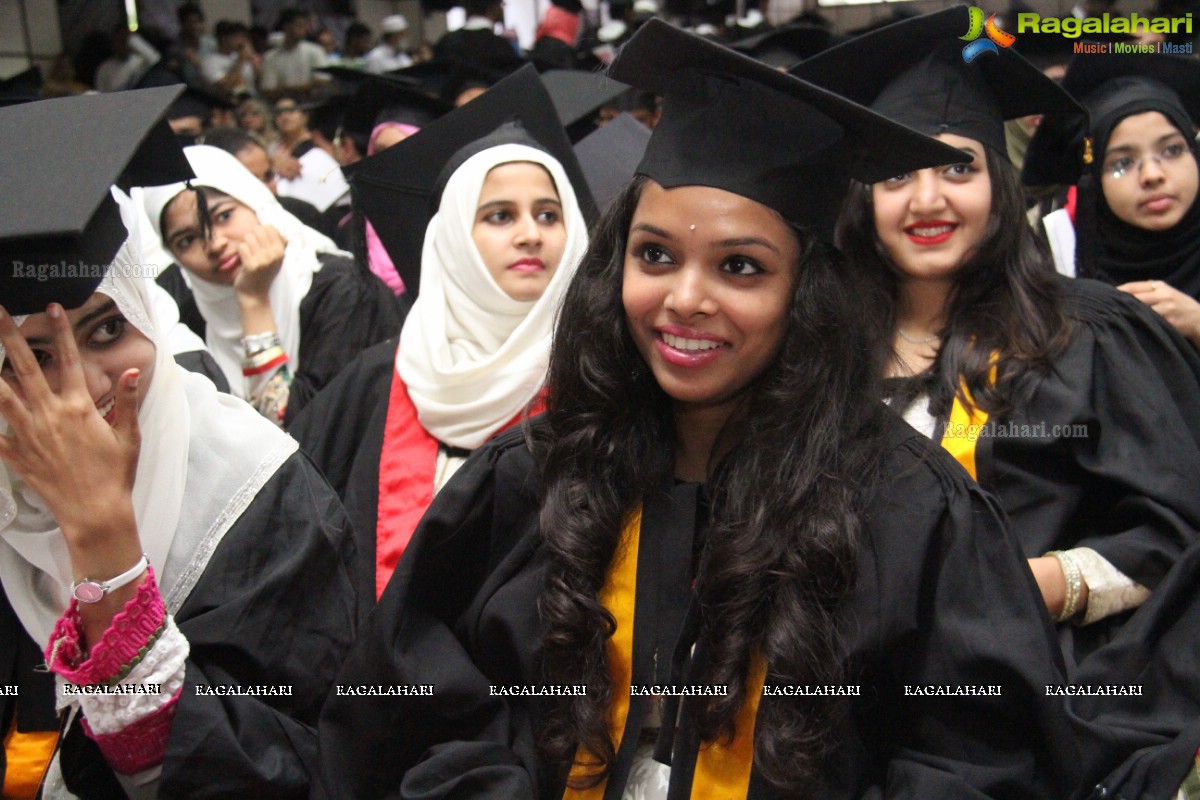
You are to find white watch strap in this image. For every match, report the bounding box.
[71,554,149,603]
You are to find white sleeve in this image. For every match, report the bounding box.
[1042,208,1077,278]
[199,53,228,85]
[260,51,280,91]
[1068,546,1152,625]
[55,616,189,732]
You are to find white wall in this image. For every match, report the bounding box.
[1,0,63,78]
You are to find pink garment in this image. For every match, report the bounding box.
[536,5,581,46]
[45,568,179,775]
[365,122,422,296]
[82,689,181,775]
[45,568,164,686]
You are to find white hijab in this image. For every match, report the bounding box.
[0,190,297,645]
[139,145,349,398]
[396,143,589,450]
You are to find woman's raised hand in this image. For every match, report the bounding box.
[0,304,142,569]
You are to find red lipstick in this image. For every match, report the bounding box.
[904,220,957,246]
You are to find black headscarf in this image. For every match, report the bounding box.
[1075,76,1200,299]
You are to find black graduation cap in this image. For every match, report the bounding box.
[339,71,452,146]
[390,59,453,97]
[529,36,578,72]
[0,67,43,105]
[0,87,194,315]
[345,64,596,297]
[608,19,969,240]
[305,92,352,143]
[540,69,631,142]
[574,112,651,213]
[170,84,237,121]
[727,22,843,69]
[1023,52,1200,186]
[1009,31,1076,71]
[315,65,375,90]
[790,7,1083,158]
[315,64,419,91]
[394,59,521,105]
[132,62,235,122]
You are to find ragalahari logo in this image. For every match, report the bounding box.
[960,8,1015,62]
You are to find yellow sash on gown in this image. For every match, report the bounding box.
[563,507,764,799]
[3,718,58,800]
[939,366,997,481]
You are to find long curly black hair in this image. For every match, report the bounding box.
[532,176,893,795]
[836,148,1070,419]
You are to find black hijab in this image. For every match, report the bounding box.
[1075,76,1200,298]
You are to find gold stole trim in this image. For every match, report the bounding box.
[563,507,762,799]
[691,659,764,799]
[562,507,640,800]
[3,719,58,800]
[939,365,997,481]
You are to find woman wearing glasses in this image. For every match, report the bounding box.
[1026,53,1200,349]
[269,95,349,215]
[800,9,1200,668]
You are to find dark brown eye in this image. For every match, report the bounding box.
[90,317,126,346]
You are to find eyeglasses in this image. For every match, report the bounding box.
[273,106,299,117]
[1102,140,1195,180]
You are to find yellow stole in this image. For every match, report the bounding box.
[938,366,997,481]
[562,507,766,799]
[2,719,58,800]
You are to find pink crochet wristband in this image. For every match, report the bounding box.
[46,567,165,686]
[81,686,180,775]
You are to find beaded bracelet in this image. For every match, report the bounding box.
[242,345,288,377]
[241,331,282,357]
[1047,550,1083,623]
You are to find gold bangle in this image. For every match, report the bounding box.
[1047,550,1083,623]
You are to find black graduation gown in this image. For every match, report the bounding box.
[289,336,399,616]
[155,253,407,425]
[313,416,1078,800]
[173,349,231,393]
[1064,538,1200,800]
[971,278,1200,662]
[0,452,359,799]
[278,195,338,241]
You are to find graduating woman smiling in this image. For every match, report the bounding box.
[314,21,1078,800]
[801,8,1200,666]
